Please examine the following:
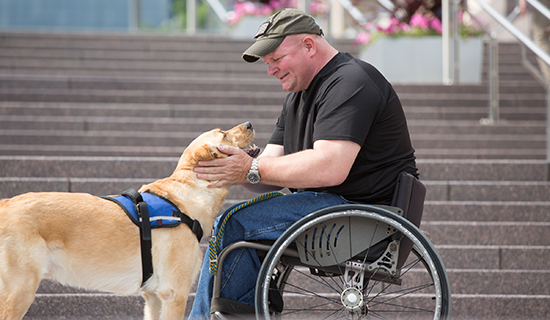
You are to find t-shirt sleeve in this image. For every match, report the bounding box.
[312,65,384,146]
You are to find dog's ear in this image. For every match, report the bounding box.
[194,144,223,162]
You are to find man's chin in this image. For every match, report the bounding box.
[281,83,295,92]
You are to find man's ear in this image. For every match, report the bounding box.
[303,36,316,55]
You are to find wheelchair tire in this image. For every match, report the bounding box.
[255,204,451,320]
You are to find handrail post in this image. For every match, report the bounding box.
[443,0,460,85]
[452,0,460,83]
[547,87,550,173]
[488,34,500,123]
[129,0,140,31]
[187,0,196,35]
[442,0,453,84]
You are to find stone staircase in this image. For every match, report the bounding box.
[0,31,549,319]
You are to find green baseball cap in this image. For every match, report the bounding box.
[242,8,323,63]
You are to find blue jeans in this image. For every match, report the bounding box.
[189,192,350,320]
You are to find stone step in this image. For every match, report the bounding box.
[0,58,268,76]
[0,46,244,63]
[24,293,144,319]
[0,32,357,53]
[0,75,544,111]
[426,180,550,202]
[0,55,539,79]
[408,120,545,135]
[33,267,550,296]
[0,115,544,136]
[1,176,549,203]
[423,221,550,246]
[0,74,544,96]
[414,148,546,160]
[437,245,550,270]
[451,294,550,320]
[0,74,282,92]
[30,243,550,297]
[0,88,287,105]
[1,144,545,159]
[450,269,550,295]
[0,130,274,150]
[24,292,550,320]
[0,102,283,118]
[0,89,538,115]
[0,115,278,133]
[0,67,268,79]
[0,157,547,181]
[0,129,543,150]
[0,102,546,124]
[423,201,550,222]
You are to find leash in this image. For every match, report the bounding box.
[208,191,286,274]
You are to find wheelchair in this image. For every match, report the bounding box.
[210,172,451,320]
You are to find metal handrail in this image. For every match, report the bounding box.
[473,0,550,165]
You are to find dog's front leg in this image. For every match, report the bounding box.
[142,291,163,320]
[158,289,189,320]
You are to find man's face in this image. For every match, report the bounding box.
[262,35,313,92]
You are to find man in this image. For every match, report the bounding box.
[189,8,418,319]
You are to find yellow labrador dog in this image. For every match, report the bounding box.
[0,122,257,320]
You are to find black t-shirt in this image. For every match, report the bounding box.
[268,52,418,204]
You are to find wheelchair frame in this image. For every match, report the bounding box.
[210,174,451,320]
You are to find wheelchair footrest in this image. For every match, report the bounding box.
[211,297,255,316]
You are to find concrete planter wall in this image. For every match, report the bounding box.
[359,36,484,84]
[228,16,267,39]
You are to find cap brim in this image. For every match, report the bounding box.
[242,37,285,63]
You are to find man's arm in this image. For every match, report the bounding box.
[194,139,361,190]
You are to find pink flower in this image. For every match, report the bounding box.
[310,0,328,16]
[267,0,283,10]
[242,1,258,15]
[376,17,401,35]
[409,13,429,29]
[429,17,443,34]
[258,4,273,16]
[399,22,411,33]
[227,11,241,24]
[364,22,374,31]
[355,32,371,45]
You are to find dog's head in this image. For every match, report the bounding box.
[178,122,258,169]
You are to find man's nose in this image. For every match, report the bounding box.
[267,64,278,77]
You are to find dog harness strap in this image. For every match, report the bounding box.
[137,200,154,284]
[179,213,204,242]
[208,191,286,274]
[122,189,154,286]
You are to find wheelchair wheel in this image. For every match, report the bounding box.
[255,204,451,320]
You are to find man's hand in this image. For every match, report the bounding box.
[194,145,253,188]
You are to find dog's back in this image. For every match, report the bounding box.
[0,192,144,319]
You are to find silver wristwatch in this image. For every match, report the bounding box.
[246,158,261,184]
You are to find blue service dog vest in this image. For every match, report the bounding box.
[105,192,183,229]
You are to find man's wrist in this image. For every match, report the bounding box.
[246,158,261,184]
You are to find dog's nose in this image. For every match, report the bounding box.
[243,122,253,131]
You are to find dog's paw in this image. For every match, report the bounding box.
[245,144,260,158]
